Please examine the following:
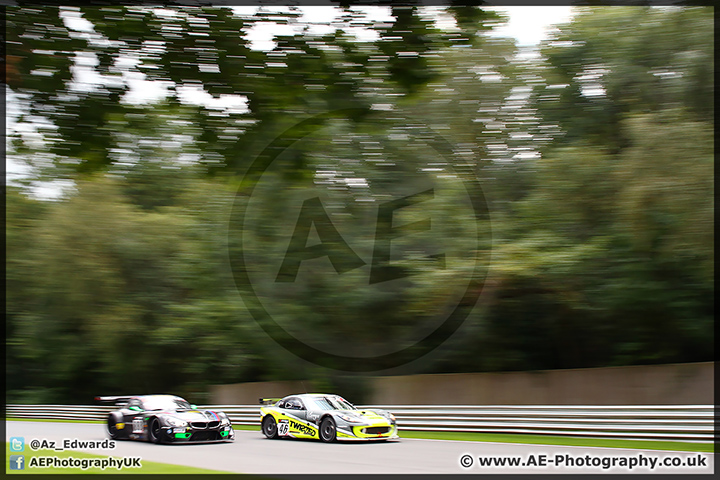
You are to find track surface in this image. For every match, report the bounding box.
[6,421,713,475]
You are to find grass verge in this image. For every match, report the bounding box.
[231,424,259,431]
[399,430,714,453]
[4,442,230,474]
[232,425,713,452]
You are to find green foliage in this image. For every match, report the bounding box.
[6,174,264,402]
[6,5,486,176]
[535,6,713,152]
[425,6,713,374]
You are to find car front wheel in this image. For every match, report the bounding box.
[320,417,337,443]
[148,418,163,444]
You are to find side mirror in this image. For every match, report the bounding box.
[128,406,141,412]
[190,404,197,409]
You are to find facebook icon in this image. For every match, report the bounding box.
[10,455,25,470]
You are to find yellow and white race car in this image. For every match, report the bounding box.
[259,393,398,442]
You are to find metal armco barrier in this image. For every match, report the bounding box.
[6,404,714,443]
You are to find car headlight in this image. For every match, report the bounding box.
[337,413,363,424]
[165,417,188,427]
[376,411,395,421]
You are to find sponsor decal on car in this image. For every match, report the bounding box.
[289,419,316,436]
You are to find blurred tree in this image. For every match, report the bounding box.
[5,5,497,177]
[452,6,715,372]
[6,188,50,401]
[6,174,265,402]
[602,110,714,364]
[534,6,713,153]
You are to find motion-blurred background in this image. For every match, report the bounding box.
[5,5,713,404]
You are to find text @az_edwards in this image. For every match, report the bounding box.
[27,438,116,452]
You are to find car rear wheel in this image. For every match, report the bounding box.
[107,415,121,440]
[320,417,337,443]
[148,418,163,444]
[262,416,278,439]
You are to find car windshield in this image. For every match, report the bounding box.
[309,396,356,411]
[142,396,192,411]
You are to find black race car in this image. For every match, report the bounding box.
[96,394,234,443]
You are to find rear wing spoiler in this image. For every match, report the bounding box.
[259,398,281,405]
[95,396,134,405]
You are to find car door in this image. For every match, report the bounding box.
[280,397,314,437]
[305,402,322,426]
